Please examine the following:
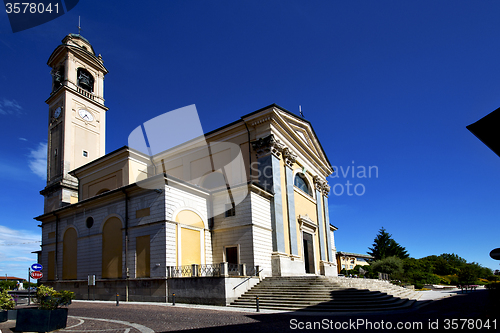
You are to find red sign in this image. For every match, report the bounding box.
[31,271,43,279]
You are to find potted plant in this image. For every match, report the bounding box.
[15,285,74,332]
[0,289,15,322]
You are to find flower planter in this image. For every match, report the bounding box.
[0,310,7,323]
[14,308,68,332]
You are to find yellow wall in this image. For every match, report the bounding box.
[136,235,150,278]
[294,184,321,272]
[176,210,204,267]
[102,217,122,278]
[294,190,317,221]
[181,228,201,266]
[62,228,77,279]
[175,210,204,228]
[84,170,121,199]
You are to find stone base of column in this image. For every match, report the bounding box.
[319,260,338,276]
[271,253,306,277]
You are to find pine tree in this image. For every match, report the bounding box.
[367,227,409,260]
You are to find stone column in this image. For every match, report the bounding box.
[322,184,332,262]
[251,135,285,253]
[314,176,326,261]
[283,147,299,256]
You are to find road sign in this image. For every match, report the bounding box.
[490,248,500,260]
[31,263,43,271]
[31,271,43,279]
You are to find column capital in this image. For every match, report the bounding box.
[313,176,330,197]
[251,134,284,159]
[313,175,324,191]
[322,184,331,197]
[282,147,297,168]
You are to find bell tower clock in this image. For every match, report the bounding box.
[41,34,108,213]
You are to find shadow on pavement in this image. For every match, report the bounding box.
[158,290,500,333]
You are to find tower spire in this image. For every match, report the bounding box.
[78,16,81,35]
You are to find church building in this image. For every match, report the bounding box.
[36,34,338,303]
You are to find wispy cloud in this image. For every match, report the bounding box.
[0,98,23,116]
[19,138,27,141]
[0,225,40,278]
[28,142,47,180]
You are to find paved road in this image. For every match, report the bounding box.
[1,290,498,332]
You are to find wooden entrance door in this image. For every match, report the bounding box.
[303,232,315,273]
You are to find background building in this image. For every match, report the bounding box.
[337,251,373,272]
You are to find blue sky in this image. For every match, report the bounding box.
[1,0,500,280]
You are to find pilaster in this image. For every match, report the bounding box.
[314,176,326,261]
[251,135,285,253]
[283,147,299,257]
[322,185,332,262]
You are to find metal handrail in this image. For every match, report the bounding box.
[233,268,263,290]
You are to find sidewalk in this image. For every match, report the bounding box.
[1,289,496,333]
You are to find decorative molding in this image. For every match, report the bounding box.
[250,116,271,126]
[313,175,330,197]
[313,175,323,191]
[322,183,331,197]
[298,214,317,234]
[251,134,284,159]
[282,147,297,168]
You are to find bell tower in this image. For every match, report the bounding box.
[41,34,108,213]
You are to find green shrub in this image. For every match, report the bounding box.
[35,285,74,310]
[0,290,15,310]
[0,281,17,291]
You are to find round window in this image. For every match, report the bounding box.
[86,217,94,228]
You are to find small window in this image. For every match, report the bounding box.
[294,173,312,196]
[83,150,88,157]
[86,217,94,228]
[225,204,235,217]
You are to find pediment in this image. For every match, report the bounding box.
[272,107,333,176]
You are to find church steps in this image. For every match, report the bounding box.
[229,276,420,312]
[233,296,402,306]
[241,290,394,298]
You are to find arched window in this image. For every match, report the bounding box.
[77,68,94,92]
[102,217,122,278]
[62,228,77,279]
[175,210,204,270]
[294,173,312,196]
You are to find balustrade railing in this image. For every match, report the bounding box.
[167,263,260,278]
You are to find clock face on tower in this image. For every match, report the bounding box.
[78,109,94,121]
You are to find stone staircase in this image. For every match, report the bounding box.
[230,276,422,312]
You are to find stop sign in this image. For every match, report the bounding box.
[31,271,43,279]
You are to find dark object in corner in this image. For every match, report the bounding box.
[467,108,500,157]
